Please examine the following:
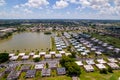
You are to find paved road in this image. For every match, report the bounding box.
[0,59,60,68]
[61,35,70,47]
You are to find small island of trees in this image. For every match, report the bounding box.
[44,31,52,35]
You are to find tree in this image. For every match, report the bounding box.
[67,46,71,52]
[60,56,81,76]
[33,57,40,62]
[108,67,113,73]
[100,69,107,74]
[36,51,39,54]
[60,56,74,67]
[46,63,49,68]
[0,53,9,63]
[70,51,76,58]
[65,62,81,76]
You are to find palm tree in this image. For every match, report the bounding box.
[12,50,15,53]
[41,49,43,51]
[24,49,26,51]
[17,50,20,53]
[36,49,37,51]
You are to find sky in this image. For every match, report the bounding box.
[0,0,120,19]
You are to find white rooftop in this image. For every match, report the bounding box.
[22,55,29,60]
[108,58,118,63]
[45,54,51,59]
[95,51,102,55]
[29,52,35,56]
[81,52,88,56]
[50,51,56,55]
[102,43,108,47]
[81,47,86,49]
[19,53,25,56]
[97,59,106,64]
[107,46,113,50]
[55,54,62,58]
[107,63,119,69]
[117,58,120,61]
[10,56,19,60]
[33,55,40,58]
[77,48,83,52]
[96,64,106,69]
[65,53,71,56]
[86,45,92,48]
[9,53,15,57]
[75,61,83,66]
[86,59,95,65]
[84,65,94,72]
[91,48,96,51]
[59,51,65,54]
[35,64,44,69]
[39,52,46,55]
[84,50,90,53]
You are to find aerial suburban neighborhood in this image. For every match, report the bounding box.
[0,0,120,80]
[0,19,120,80]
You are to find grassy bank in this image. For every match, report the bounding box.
[51,37,56,51]
[80,70,120,80]
[91,33,120,48]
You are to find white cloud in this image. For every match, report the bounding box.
[24,0,49,8]
[80,0,90,7]
[73,0,120,16]
[0,0,5,6]
[1,0,120,19]
[14,5,20,9]
[66,11,70,14]
[46,9,53,14]
[67,0,78,3]
[76,6,84,11]
[114,0,120,6]
[23,8,33,14]
[14,0,49,9]
[53,0,69,9]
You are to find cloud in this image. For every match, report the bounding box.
[66,11,70,14]
[97,0,120,16]
[114,0,120,6]
[53,0,69,9]
[24,0,49,8]
[73,0,120,16]
[0,0,5,6]
[14,5,20,9]
[14,0,49,9]
[67,0,78,3]
[1,0,120,19]
[79,0,90,7]
[23,8,33,14]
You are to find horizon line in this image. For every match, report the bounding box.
[0,19,120,20]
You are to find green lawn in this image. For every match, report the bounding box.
[38,76,72,80]
[19,72,26,80]
[24,70,120,80]
[91,33,120,48]
[25,76,71,80]
[51,37,56,51]
[0,68,5,73]
[80,70,120,80]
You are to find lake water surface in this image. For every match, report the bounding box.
[0,32,54,52]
